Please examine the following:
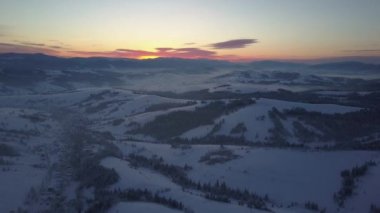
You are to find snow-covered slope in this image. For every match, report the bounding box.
[112,141,380,212]
[180,98,360,142]
[0,54,379,212]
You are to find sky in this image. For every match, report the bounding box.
[0,0,380,61]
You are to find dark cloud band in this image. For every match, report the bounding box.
[210,39,258,49]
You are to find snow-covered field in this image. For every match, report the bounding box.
[0,55,379,212]
[112,141,380,213]
[0,86,378,212]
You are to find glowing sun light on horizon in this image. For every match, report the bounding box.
[139,55,159,60]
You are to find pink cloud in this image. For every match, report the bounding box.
[0,42,60,55]
[69,47,221,59]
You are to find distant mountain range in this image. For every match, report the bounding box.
[1,53,379,72]
[309,61,380,72]
[0,53,235,70]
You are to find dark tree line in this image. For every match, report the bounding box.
[0,143,19,156]
[128,153,269,210]
[268,107,290,144]
[230,122,247,135]
[57,123,122,213]
[144,101,196,112]
[130,98,255,139]
[284,107,380,147]
[304,201,323,212]
[64,129,121,189]
[370,204,380,213]
[168,135,305,148]
[334,161,377,207]
[168,135,249,146]
[199,148,240,165]
[86,188,185,212]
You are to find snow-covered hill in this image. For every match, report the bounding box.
[0,54,379,212]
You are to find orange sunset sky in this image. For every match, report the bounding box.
[1,0,380,61]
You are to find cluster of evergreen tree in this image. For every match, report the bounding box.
[86,188,185,212]
[304,201,322,212]
[284,107,380,147]
[204,193,230,203]
[292,121,321,143]
[146,88,340,105]
[370,204,380,213]
[146,89,254,101]
[19,112,47,123]
[85,189,118,213]
[55,122,122,212]
[168,135,305,148]
[0,156,12,166]
[334,161,377,206]
[0,143,19,156]
[111,118,124,126]
[168,135,249,145]
[198,148,240,165]
[130,98,255,139]
[0,127,40,138]
[128,154,269,210]
[128,153,191,179]
[206,119,225,137]
[144,101,196,112]
[198,180,268,209]
[268,107,290,144]
[118,188,184,210]
[230,122,247,135]
[345,91,380,108]
[64,129,121,189]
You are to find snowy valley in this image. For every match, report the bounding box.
[0,53,379,213]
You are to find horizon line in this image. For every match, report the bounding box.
[1,52,380,64]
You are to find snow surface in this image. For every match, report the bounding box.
[114,141,380,212]
[0,74,377,213]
